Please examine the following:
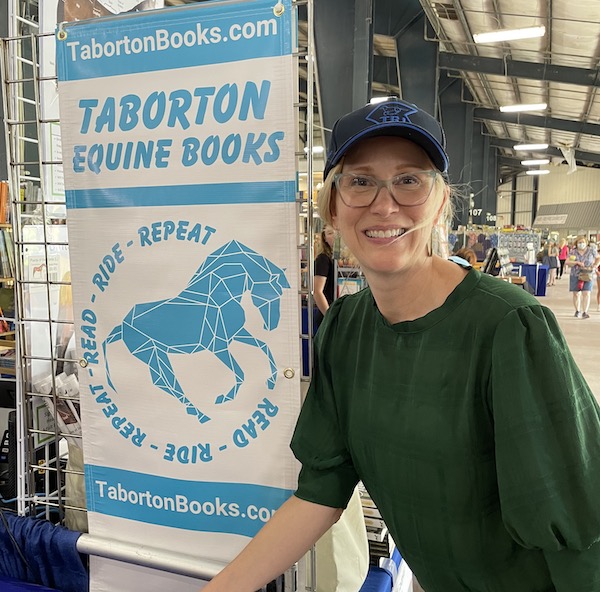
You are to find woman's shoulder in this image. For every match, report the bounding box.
[473,271,541,311]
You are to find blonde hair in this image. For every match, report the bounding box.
[317,164,454,246]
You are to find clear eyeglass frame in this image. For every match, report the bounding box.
[333,170,439,208]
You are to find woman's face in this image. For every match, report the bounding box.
[331,136,445,279]
[323,226,336,249]
[577,239,587,250]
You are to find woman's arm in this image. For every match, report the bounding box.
[565,254,579,267]
[313,275,329,315]
[203,495,343,591]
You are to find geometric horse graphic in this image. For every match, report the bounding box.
[102,240,290,424]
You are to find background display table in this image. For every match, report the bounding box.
[511,264,548,296]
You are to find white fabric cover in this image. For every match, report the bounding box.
[315,487,369,591]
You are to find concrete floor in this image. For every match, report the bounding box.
[537,276,600,403]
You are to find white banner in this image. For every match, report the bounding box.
[56,2,299,589]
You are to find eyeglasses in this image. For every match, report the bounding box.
[333,170,439,208]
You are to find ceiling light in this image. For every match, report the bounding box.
[526,169,550,175]
[473,26,545,44]
[521,159,550,166]
[370,97,389,104]
[514,143,548,151]
[500,103,547,113]
[303,146,324,154]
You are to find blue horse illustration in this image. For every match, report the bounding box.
[102,240,290,424]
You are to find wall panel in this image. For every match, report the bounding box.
[538,164,600,204]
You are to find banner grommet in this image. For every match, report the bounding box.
[273,3,285,17]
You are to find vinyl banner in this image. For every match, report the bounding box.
[56,1,299,588]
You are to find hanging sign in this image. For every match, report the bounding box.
[56,1,299,588]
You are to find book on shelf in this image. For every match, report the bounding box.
[362,505,383,519]
[0,227,14,280]
[366,525,388,542]
[0,182,9,225]
[364,516,386,530]
[3,230,14,279]
[369,543,392,565]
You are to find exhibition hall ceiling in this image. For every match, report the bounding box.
[421,0,600,176]
[420,0,600,175]
[167,0,600,178]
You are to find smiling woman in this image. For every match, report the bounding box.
[204,98,600,592]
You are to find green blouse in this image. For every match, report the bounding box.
[291,269,600,592]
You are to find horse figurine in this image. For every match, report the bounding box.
[102,240,290,424]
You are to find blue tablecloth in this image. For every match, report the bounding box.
[0,575,60,591]
[512,264,548,296]
[0,514,88,592]
[359,566,393,592]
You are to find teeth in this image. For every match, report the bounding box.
[365,228,404,238]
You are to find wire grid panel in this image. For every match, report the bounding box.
[1,17,84,529]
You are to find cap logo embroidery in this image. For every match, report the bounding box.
[366,102,418,125]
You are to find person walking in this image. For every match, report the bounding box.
[566,235,600,318]
[597,259,600,312]
[558,237,569,279]
[545,239,559,286]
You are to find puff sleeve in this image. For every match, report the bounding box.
[290,303,359,509]
[491,305,600,590]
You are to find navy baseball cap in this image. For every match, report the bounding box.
[323,98,449,178]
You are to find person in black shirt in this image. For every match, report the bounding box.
[313,225,335,330]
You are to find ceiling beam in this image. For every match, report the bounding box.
[439,52,600,88]
[489,136,600,165]
[474,107,600,136]
[498,156,526,168]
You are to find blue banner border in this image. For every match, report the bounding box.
[65,180,296,209]
[85,464,293,538]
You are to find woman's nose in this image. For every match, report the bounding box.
[369,184,400,214]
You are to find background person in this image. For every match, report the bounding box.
[451,247,477,266]
[558,237,569,279]
[566,235,600,319]
[544,239,559,286]
[203,99,600,592]
[313,225,336,331]
[597,259,600,312]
